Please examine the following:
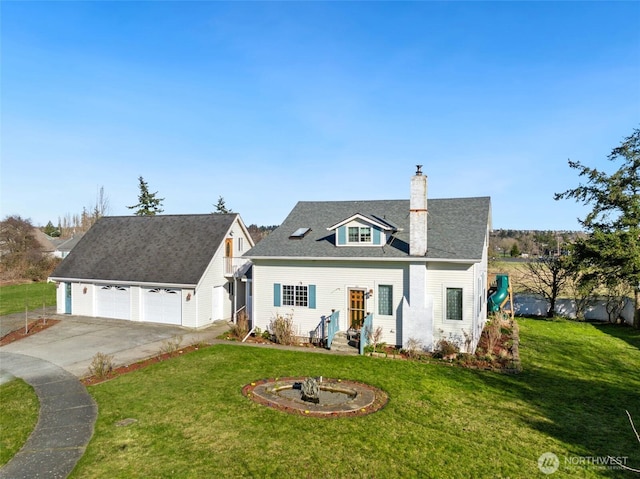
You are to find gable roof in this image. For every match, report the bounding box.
[51,214,239,285]
[245,197,491,261]
[53,233,85,253]
[33,228,56,253]
[327,213,398,232]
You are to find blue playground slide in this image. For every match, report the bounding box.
[488,274,510,312]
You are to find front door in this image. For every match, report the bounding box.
[65,283,72,314]
[349,289,366,329]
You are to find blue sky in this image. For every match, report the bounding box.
[2,2,638,230]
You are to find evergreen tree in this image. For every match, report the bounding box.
[213,196,232,214]
[127,176,165,216]
[555,128,640,327]
[43,221,60,237]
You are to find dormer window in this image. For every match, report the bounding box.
[348,226,371,243]
[328,213,397,247]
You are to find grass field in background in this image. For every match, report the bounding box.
[489,260,531,293]
[0,282,57,316]
[58,318,640,478]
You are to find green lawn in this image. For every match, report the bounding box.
[1,318,637,477]
[0,282,57,316]
[60,319,639,478]
[0,379,39,466]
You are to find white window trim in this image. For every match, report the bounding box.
[282,284,309,308]
[344,285,369,313]
[347,226,373,245]
[376,283,394,317]
[442,285,465,323]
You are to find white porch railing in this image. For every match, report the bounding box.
[224,257,249,277]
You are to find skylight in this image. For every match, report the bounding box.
[289,227,311,239]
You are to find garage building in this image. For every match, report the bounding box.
[49,214,254,328]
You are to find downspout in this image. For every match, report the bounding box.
[242,325,255,343]
[233,276,237,323]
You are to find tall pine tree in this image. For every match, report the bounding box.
[213,196,232,214]
[127,176,165,216]
[555,128,640,327]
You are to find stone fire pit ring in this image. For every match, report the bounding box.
[242,377,388,418]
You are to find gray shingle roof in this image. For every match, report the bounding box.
[54,234,84,253]
[50,214,238,285]
[245,197,491,261]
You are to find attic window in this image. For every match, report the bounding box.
[289,227,311,239]
[348,226,371,243]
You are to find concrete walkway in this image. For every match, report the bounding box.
[0,352,97,479]
[0,314,233,478]
[0,314,352,478]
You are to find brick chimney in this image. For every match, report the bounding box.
[410,165,427,256]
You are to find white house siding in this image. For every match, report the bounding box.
[55,282,65,314]
[252,260,407,346]
[190,218,253,328]
[471,262,488,352]
[428,262,477,352]
[193,266,215,328]
[193,251,224,327]
[72,282,94,316]
[130,287,142,322]
[471,234,490,351]
[181,288,197,328]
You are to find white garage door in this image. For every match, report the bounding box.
[96,285,130,320]
[143,288,182,325]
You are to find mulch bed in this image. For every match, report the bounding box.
[0,319,60,346]
[80,345,204,386]
[220,332,321,349]
[2,314,520,388]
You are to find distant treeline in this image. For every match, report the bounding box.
[490,229,585,258]
[246,224,279,244]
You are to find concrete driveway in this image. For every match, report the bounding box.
[0,314,231,378]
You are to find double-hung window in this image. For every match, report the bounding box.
[282,285,309,307]
[282,285,295,306]
[274,283,316,309]
[348,226,371,243]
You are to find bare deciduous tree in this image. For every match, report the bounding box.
[520,256,572,318]
[0,216,39,268]
[55,185,110,237]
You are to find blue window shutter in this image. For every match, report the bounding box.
[273,283,281,307]
[373,227,381,245]
[337,226,346,245]
[309,284,316,309]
